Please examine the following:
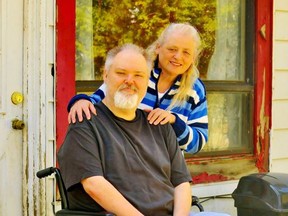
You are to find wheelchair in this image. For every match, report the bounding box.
[37,167,204,215]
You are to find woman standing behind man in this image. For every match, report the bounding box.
[67,23,208,154]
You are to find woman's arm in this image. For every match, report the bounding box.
[67,84,106,123]
[171,96,208,154]
[177,79,208,154]
[146,79,208,154]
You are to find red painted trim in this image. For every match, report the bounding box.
[254,0,273,172]
[56,0,76,152]
[192,172,229,184]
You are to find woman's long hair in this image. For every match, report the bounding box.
[147,23,203,110]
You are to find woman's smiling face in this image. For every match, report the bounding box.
[156,31,195,77]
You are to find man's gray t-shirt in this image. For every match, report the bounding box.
[58,102,192,215]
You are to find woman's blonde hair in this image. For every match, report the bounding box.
[147,23,202,110]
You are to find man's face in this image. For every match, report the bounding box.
[103,49,149,110]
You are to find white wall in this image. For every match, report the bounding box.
[22,0,55,215]
[270,0,288,172]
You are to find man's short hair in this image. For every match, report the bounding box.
[104,43,153,73]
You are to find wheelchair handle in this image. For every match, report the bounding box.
[36,166,57,178]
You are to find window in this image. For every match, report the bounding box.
[54,0,270,183]
[76,0,254,156]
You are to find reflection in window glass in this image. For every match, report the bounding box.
[76,0,218,80]
[207,0,245,81]
[76,0,245,81]
[76,0,95,80]
[200,92,252,155]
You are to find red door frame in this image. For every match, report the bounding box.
[254,0,273,172]
[56,0,76,151]
[55,0,273,171]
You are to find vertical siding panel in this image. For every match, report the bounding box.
[270,0,288,171]
[22,0,56,215]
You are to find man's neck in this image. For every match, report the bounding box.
[102,99,136,121]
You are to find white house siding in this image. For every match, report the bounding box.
[270,0,288,172]
[22,0,55,215]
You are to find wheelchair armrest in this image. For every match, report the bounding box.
[56,209,115,216]
[192,195,204,212]
[37,167,116,215]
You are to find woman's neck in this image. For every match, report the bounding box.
[158,70,177,93]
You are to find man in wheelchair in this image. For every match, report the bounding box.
[57,43,193,216]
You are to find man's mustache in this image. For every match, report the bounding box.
[118,84,138,93]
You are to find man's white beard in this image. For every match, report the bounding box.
[114,90,138,109]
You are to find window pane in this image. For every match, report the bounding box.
[206,0,246,81]
[76,0,216,80]
[197,92,253,156]
[76,0,245,81]
[76,0,95,80]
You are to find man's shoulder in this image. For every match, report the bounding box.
[136,109,174,132]
[136,108,148,116]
